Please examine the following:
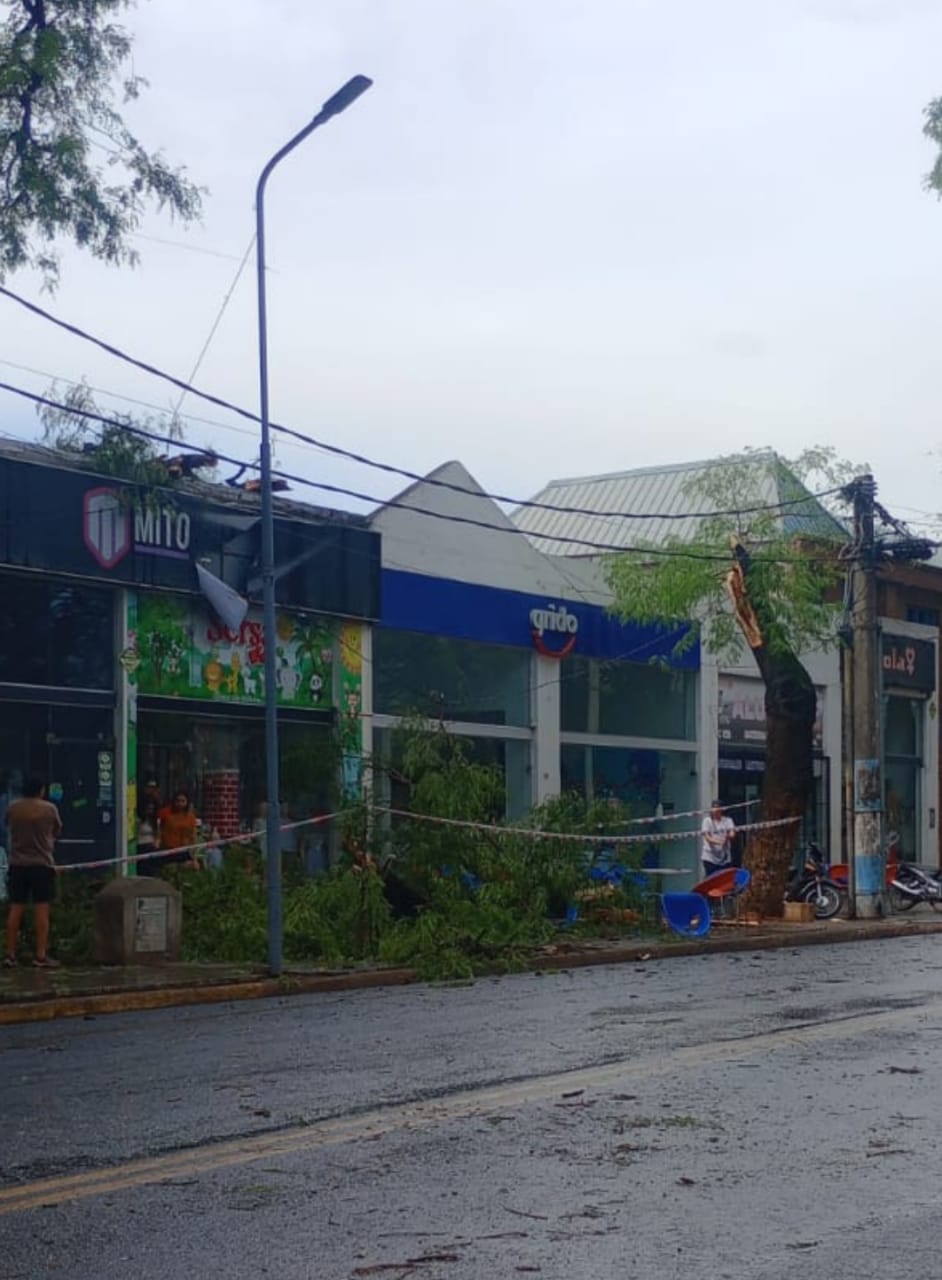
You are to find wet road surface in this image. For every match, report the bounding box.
[3,935,942,1278]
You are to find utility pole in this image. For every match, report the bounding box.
[840,636,856,915]
[848,474,884,917]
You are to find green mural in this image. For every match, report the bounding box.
[338,622,364,798]
[135,595,336,709]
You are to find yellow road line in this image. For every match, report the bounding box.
[1,998,937,1215]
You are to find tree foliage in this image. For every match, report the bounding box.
[924,97,942,198]
[37,378,219,488]
[605,448,858,916]
[606,448,852,666]
[0,0,203,285]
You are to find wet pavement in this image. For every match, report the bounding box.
[3,933,942,1277]
[5,912,942,1024]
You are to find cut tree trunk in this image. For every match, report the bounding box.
[744,644,817,917]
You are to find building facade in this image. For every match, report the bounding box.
[370,462,704,878]
[0,444,380,872]
[878,558,942,864]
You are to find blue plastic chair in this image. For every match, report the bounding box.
[661,892,712,938]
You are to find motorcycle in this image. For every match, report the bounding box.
[889,861,942,913]
[784,842,843,920]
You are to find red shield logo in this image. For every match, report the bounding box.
[83,487,131,570]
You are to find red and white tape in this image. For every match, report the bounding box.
[373,806,800,847]
[54,813,340,873]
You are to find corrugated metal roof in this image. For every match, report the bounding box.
[512,453,845,555]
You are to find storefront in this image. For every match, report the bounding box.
[0,444,380,872]
[133,596,368,863]
[881,631,938,861]
[715,673,830,845]
[372,568,698,822]
[0,572,117,866]
[363,459,702,886]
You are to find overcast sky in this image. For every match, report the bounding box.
[2,0,942,534]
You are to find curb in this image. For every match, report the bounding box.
[3,919,942,1025]
[532,918,942,969]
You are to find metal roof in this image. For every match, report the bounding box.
[512,453,846,555]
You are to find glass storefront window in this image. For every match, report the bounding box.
[561,656,695,740]
[560,743,698,876]
[560,743,697,819]
[0,703,116,867]
[0,573,114,690]
[884,695,924,861]
[138,711,340,871]
[373,727,532,820]
[373,629,531,726]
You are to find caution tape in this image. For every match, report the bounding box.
[54,813,341,874]
[52,805,800,874]
[594,796,760,830]
[374,806,800,847]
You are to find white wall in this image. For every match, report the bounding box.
[372,459,587,597]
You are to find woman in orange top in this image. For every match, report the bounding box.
[157,791,202,871]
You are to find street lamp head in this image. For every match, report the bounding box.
[321,75,373,120]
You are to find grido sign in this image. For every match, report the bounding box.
[530,603,579,658]
[83,487,191,570]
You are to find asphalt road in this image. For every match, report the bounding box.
[4,935,942,1279]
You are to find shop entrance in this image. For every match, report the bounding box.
[0,701,116,867]
[718,750,829,850]
[137,703,339,872]
[884,694,924,861]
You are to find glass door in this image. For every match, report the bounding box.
[0,702,115,869]
[883,695,924,862]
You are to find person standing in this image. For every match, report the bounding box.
[701,799,735,880]
[4,775,62,968]
[157,791,202,871]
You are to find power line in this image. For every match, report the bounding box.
[0,283,844,527]
[0,357,260,444]
[0,378,850,566]
[173,235,256,417]
[130,231,255,265]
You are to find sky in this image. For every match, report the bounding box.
[2,0,942,536]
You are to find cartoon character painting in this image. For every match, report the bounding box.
[225,652,242,695]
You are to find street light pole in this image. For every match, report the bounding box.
[255,75,373,975]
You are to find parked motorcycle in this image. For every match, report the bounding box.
[784,842,843,920]
[889,861,942,913]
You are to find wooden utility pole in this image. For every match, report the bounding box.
[849,474,884,917]
[840,638,856,915]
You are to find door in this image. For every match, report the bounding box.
[46,733,116,866]
[0,702,116,869]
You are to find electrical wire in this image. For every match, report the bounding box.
[0,283,846,527]
[0,357,261,444]
[0,378,851,567]
[173,235,256,417]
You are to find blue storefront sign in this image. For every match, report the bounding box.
[380,568,698,669]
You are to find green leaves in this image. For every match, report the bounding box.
[0,0,203,286]
[924,97,942,198]
[605,450,849,665]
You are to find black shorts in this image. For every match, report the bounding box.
[7,865,56,905]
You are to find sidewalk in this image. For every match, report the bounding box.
[3,913,942,1025]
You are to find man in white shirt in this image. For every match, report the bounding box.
[701,800,735,880]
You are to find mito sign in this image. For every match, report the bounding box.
[83,487,191,571]
[529,603,579,658]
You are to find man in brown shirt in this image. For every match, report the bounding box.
[5,776,62,968]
